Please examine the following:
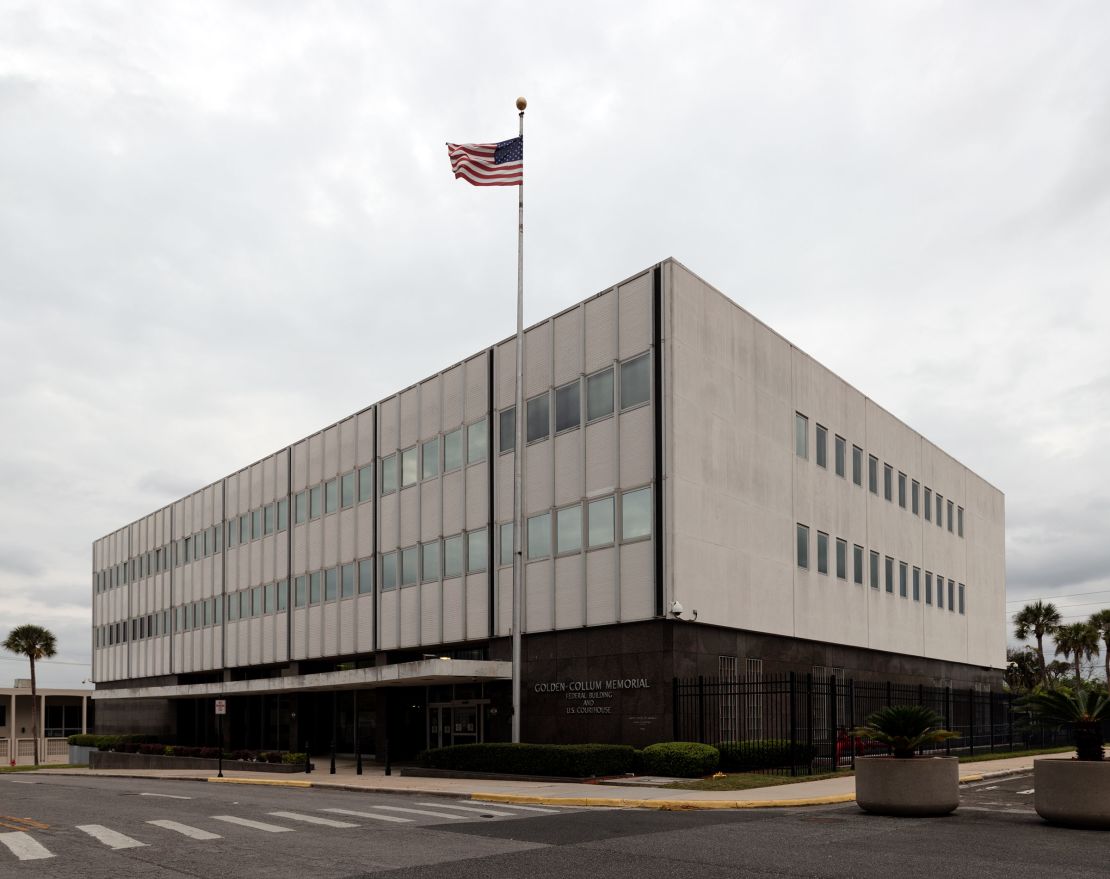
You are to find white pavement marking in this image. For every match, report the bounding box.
[210,815,294,833]
[473,802,559,813]
[7,780,37,785]
[1017,789,1035,795]
[147,820,222,840]
[0,832,54,861]
[267,812,358,828]
[140,792,192,800]
[413,802,517,817]
[959,806,1035,815]
[320,809,412,824]
[372,806,467,820]
[76,825,148,850]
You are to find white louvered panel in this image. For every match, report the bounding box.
[525,561,553,633]
[619,406,654,488]
[497,566,512,634]
[496,454,513,522]
[339,416,357,472]
[619,540,654,621]
[292,608,306,660]
[465,575,487,640]
[275,448,289,496]
[307,432,323,485]
[380,591,399,649]
[238,617,251,666]
[618,272,652,360]
[339,599,354,654]
[226,621,238,667]
[399,386,420,448]
[400,587,420,647]
[496,339,516,408]
[292,440,309,492]
[356,409,374,466]
[323,514,339,568]
[555,555,584,629]
[420,480,440,541]
[585,417,617,495]
[379,396,399,451]
[339,508,356,563]
[161,636,171,675]
[182,633,193,671]
[250,540,263,590]
[400,488,419,547]
[324,602,338,657]
[586,546,617,626]
[420,581,441,644]
[250,461,264,509]
[275,612,288,662]
[524,440,553,514]
[307,605,321,658]
[275,533,289,579]
[262,535,275,583]
[464,354,488,422]
[441,470,463,536]
[553,307,583,385]
[237,544,251,591]
[291,526,306,574]
[379,498,399,552]
[442,579,464,643]
[524,322,552,397]
[308,518,323,570]
[172,634,182,674]
[355,505,373,558]
[249,618,261,665]
[584,289,617,372]
[420,378,439,436]
[553,431,583,507]
[465,462,488,530]
[198,630,209,671]
[441,365,463,430]
[356,595,374,652]
[262,455,275,504]
[323,424,339,477]
[262,617,274,664]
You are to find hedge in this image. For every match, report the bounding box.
[716,739,818,772]
[67,735,305,764]
[641,742,719,777]
[66,734,157,748]
[419,743,636,778]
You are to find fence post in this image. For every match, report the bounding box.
[848,678,856,769]
[1008,693,1015,752]
[886,681,892,707]
[789,671,797,778]
[805,674,814,776]
[672,678,679,741]
[968,688,975,757]
[944,688,951,756]
[828,676,838,771]
[697,675,706,745]
[989,691,996,753]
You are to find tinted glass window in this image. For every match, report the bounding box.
[467,420,487,464]
[588,497,614,547]
[422,438,439,478]
[443,535,463,578]
[528,513,551,559]
[620,353,650,409]
[622,487,652,540]
[401,447,418,486]
[422,542,440,580]
[467,530,487,573]
[341,472,355,507]
[444,429,463,471]
[382,553,398,590]
[586,368,614,421]
[499,408,515,452]
[527,393,549,443]
[556,505,582,554]
[555,381,580,432]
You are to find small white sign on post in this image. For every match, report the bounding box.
[214,699,227,716]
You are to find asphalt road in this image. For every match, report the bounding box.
[0,772,1104,879]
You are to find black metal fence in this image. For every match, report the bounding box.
[672,673,1073,776]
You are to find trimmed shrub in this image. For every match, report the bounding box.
[198,748,220,760]
[419,743,637,778]
[68,734,157,750]
[641,742,719,778]
[231,750,255,763]
[283,752,308,765]
[716,739,818,772]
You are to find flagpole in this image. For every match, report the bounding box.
[511,96,527,744]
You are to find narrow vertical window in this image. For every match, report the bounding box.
[621,487,652,541]
[899,562,907,597]
[588,497,615,547]
[467,529,488,573]
[499,407,515,452]
[925,572,933,605]
[958,583,965,614]
[936,493,943,527]
[936,573,944,609]
[444,428,463,471]
[528,512,552,559]
[381,455,398,493]
[853,545,864,585]
[817,531,829,574]
[898,472,907,508]
[499,522,513,567]
[265,584,275,613]
[852,446,863,486]
[948,579,955,612]
[422,541,440,580]
[947,500,954,533]
[834,436,846,477]
[264,504,275,534]
[381,554,397,590]
[795,413,808,459]
[401,547,419,584]
[277,498,289,530]
[924,487,932,521]
[295,491,307,524]
[557,504,583,553]
[358,559,374,594]
[359,465,374,502]
[913,567,921,601]
[883,464,893,501]
[911,480,920,515]
[252,509,262,538]
[341,563,355,597]
[443,535,463,578]
[796,524,809,569]
[278,580,289,610]
[815,425,828,469]
[325,566,338,599]
[870,551,880,588]
[958,506,964,537]
[295,576,307,607]
[885,556,894,593]
[836,538,847,579]
[309,485,322,518]
[868,456,878,493]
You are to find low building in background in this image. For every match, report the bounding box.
[1,681,94,764]
[89,259,1006,757]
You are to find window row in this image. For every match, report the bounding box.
[513,486,653,562]
[795,523,966,614]
[794,412,965,538]
[381,422,487,495]
[500,352,650,451]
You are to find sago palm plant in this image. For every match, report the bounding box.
[1023,688,1110,761]
[852,705,958,759]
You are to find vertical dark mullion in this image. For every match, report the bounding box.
[652,264,664,617]
[487,348,496,638]
[372,405,379,653]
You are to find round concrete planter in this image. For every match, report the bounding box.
[1034,757,1110,829]
[854,756,959,817]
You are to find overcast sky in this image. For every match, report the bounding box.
[2,1,1108,688]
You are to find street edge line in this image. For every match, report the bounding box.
[471,792,858,810]
[207,777,312,788]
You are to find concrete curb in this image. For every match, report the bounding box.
[472,792,859,810]
[207,777,312,789]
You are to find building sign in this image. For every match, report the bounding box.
[532,678,652,715]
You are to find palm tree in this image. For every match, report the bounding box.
[1013,601,1061,686]
[1090,609,1110,686]
[1053,622,1100,684]
[2,625,57,766]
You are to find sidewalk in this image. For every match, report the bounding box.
[32,752,1067,811]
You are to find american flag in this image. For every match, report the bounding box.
[446,136,523,186]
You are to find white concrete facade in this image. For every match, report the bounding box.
[90,259,1005,693]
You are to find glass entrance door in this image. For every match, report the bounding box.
[427,703,484,748]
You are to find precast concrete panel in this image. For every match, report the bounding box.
[442,579,464,642]
[496,568,513,636]
[553,307,582,386]
[263,456,276,503]
[496,339,516,410]
[339,508,356,563]
[400,387,419,448]
[324,602,338,655]
[323,513,339,568]
[585,418,617,496]
[553,430,582,507]
[380,494,399,553]
[356,410,374,466]
[524,561,552,632]
[618,406,653,488]
[307,519,322,571]
[420,481,440,541]
[465,575,487,638]
[420,582,441,644]
[307,433,323,487]
[554,555,584,629]
[584,289,616,373]
[307,605,322,657]
[356,595,374,652]
[323,425,339,477]
[524,321,552,398]
[292,608,306,660]
[339,417,356,472]
[618,273,652,360]
[465,354,487,423]
[496,454,513,519]
[400,587,419,647]
[619,541,653,621]
[379,591,398,649]
[356,503,373,558]
[465,462,488,530]
[441,365,463,431]
[524,439,553,514]
[250,462,263,510]
[441,470,463,536]
[292,440,308,492]
[420,379,440,440]
[339,599,354,654]
[586,546,617,626]
[400,486,419,547]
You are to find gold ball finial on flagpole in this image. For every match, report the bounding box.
[516,96,527,111]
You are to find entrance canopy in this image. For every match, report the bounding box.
[90,658,512,701]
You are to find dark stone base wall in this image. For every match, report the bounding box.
[94,698,176,737]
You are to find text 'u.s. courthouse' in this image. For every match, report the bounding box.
[90,259,1006,756]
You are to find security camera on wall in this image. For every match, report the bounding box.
[670,600,683,618]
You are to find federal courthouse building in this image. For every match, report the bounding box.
[90,260,1006,756]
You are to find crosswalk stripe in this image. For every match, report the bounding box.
[371,806,466,820]
[267,811,358,828]
[210,815,294,833]
[76,825,147,850]
[0,832,54,861]
[140,793,192,800]
[413,802,517,817]
[320,809,412,824]
[1017,789,1035,795]
[147,820,222,840]
[471,802,559,813]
